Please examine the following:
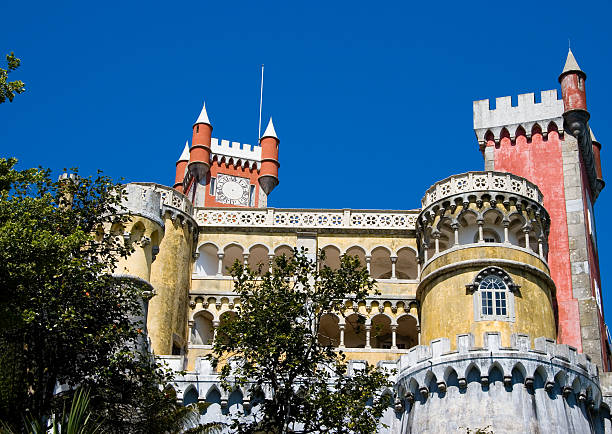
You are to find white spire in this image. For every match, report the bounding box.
[260,117,278,140]
[178,140,190,161]
[562,49,583,75]
[194,101,211,125]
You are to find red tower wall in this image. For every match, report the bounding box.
[489,129,580,350]
[201,161,261,208]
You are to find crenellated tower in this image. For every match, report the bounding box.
[176,103,280,208]
[473,49,609,371]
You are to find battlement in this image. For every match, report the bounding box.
[119,183,165,228]
[395,332,601,407]
[473,90,564,144]
[210,137,262,169]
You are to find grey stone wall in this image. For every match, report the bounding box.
[396,333,605,433]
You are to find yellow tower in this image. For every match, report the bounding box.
[416,171,556,348]
[113,183,165,283]
[111,183,165,340]
[144,184,198,355]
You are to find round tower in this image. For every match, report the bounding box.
[111,184,165,345]
[258,117,280,195]
[188,102,212,182]
[174,141,190,193]
[415,171,556,349]
[559,49,589,137]
[145,184,197,356]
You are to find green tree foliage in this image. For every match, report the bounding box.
[210,249,393,433]
[0,158,206,433]
[0,53,25,103]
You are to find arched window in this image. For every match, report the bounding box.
[467,267,517,322]
[479,276,507,318]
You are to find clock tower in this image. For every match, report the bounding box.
[175,103,280,208]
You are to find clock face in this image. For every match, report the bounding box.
[215,174,250,206]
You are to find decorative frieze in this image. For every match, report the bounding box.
[194,208,417,230]
[421,171,544,209]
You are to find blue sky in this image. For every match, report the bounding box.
[2,1,612,318]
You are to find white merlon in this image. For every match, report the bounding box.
[210,137,262,170]
[473,90,564,143]
[178,141,190,162]
[194,102,211,126]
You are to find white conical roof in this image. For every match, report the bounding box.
[178,140,190,161]
[562,49,583,75]
[260,117,278,140]
[194,101,211,125]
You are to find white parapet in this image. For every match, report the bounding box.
[210,138,262,169]
[193,208,418,231]
[473,90,564,144]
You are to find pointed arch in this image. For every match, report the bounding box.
[183,384,199,406]
[488,363,504,385]
[465,363,481,384]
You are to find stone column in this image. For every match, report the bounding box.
[268,254,275,272]
[243,253,249,266]
[538,237,544,257]
[503,221,510,244]
[217,253,224,276]
[523,229,530,249]
[212,320,220,344]
[365,324,372,349]
[391,324,398,349]
[187,319,195,345]
[390,256,398,279]
[452,223,459,246]
[339,324,345,348]
[365,255,371,274]
[478,220,484,242]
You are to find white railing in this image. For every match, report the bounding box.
[194,208,417,230]
[421,171,543,208]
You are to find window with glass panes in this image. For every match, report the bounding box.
[479,275,507,318]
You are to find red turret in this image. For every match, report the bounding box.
[559,49,589,136]
[591,130,604,182]
[258,117,280,195]
[173,141,190,193]
[188,102,212,181]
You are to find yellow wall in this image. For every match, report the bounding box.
[419,245,556,349]
[148,214,195,355]
[114,217,164,282]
